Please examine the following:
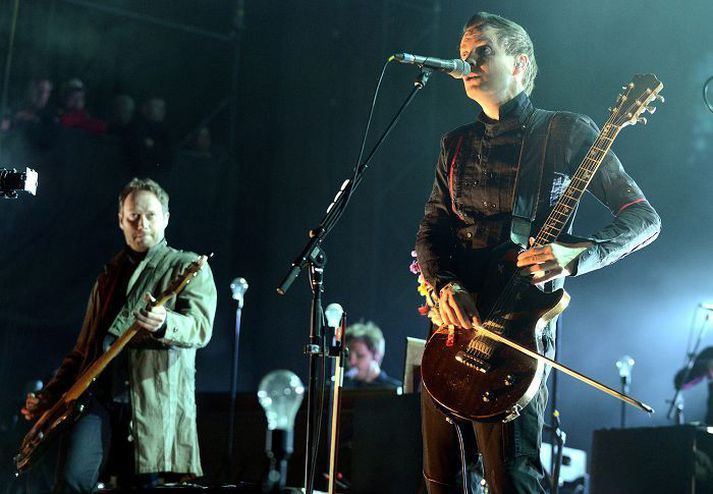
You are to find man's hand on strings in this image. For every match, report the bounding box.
[438,282,481,329]
[134,292,167,333]
[517,237,592,284]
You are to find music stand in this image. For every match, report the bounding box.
[402,337,426,394]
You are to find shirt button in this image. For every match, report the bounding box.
[466,232,473,239]
[490,203,497,208]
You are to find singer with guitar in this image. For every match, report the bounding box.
[19,178,217,492]
[414,12,661,494]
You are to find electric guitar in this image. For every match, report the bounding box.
[14,255,208,474]
[420,74,663,423]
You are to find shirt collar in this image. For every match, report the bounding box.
[122,238,167,267]
[477,91,533,136]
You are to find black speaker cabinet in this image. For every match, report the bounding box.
[591,425,713,494]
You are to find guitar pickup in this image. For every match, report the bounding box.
[455,351,490,373]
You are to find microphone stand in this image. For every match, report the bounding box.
[276,69,434,494]
[616,355,634,429]
[620,375,629,428]
[227,278,248,478]
[327,312,347,494]
[667,312,711,423]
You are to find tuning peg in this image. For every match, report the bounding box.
[645,105,657,114]
[655,94,665,103]
[636,116,648,125]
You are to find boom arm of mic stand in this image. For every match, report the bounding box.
[277,70,432,494]
[275,68,433,297]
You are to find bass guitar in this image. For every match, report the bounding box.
[421,74,663,423]
[14,255,208,474]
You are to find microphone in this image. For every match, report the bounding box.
[616,355,636,384]
[324,303,344,328]
[392,53,471,79]
[230,277,249,309]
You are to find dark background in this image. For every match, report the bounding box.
[2,0,713,482]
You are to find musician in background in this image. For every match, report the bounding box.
[343,322,402,390]
[414,12,660,493]
[21,178,217,492]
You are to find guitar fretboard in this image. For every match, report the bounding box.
[534,122,620,245]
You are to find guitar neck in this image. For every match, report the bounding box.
[533,121,621,246]
[57,255,207,404]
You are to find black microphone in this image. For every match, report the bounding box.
[392,53,471,79]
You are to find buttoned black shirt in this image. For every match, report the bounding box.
[415,91,661,294]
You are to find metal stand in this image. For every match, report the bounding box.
[276,69,433,494]
[227,278,248,475]
[303,249,326,494]
[549,316,564,490]
[616,355,635,429]
[620,376,629,428]
[327,312,347,494]
[547,412,566,494]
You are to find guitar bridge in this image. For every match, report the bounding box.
[455,351,491,373]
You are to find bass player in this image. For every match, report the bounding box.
[20,177,217,492]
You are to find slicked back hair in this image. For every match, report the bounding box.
[464,12,538,96]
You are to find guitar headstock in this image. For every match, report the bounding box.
[155,254,209,306]
[610,74,664,129]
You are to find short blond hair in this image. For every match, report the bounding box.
[118,177,169,213]
[345,321,385,358]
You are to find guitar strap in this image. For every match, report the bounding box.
[509,109,558,248]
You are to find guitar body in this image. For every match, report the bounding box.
[15,397,85,474]
[421,246,570,422]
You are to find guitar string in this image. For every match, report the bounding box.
[464,112,619,357]
[465,119,621,358]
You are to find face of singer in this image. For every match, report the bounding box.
[347,340,382,382]
[119,190,169,252]
[459,26,522,105]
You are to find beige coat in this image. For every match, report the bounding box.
[41,240,217,475]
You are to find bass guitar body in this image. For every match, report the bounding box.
[15,397,86,474]
[421,247,570,423]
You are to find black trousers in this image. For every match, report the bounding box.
[421,385,548,494]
